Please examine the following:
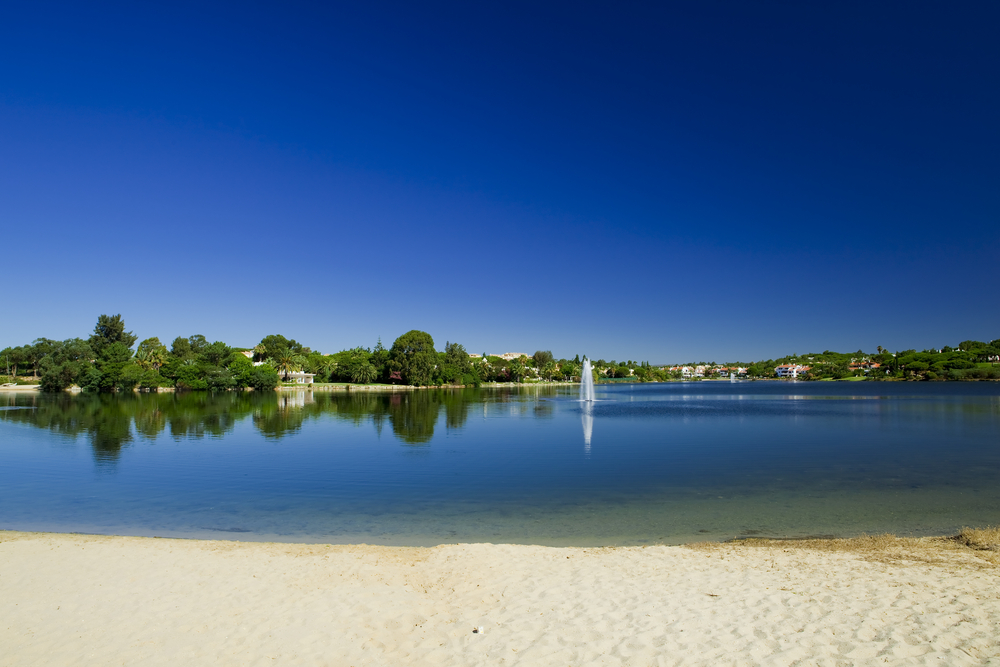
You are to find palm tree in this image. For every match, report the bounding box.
[148,347,166,371]
[352,362,377,384]
[317,356,337,381]
[274,352,306,381]
[274,352,296,380]
[135,347,151,370]
[253,344,267,362]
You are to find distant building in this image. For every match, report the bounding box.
[850,360,881,373]
[494,353,529,361]
[240,350,254,359]
[775,364,810,378]
[281,371,316,384]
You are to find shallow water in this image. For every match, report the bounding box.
[1,382,999,545]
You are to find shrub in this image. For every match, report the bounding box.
[228,355,254,388]
[205,368,236,391]
[249,365,279,391]
[138,370,168,390]
[174,364,208,390]
[40,365,76,392]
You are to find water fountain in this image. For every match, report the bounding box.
[580,358,595,402]
[580,358,595,452]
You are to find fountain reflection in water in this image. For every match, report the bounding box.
[581,403,593,454]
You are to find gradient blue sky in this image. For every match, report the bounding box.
[3,2,998,362]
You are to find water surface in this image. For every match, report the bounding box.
[2,382,999,545]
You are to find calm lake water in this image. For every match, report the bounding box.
[2,382,999,546]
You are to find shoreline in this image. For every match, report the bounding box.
[5,378,998,394]
[2,530,997,665]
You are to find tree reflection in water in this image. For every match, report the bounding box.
[0,387,563,463]
[0,392,262,464]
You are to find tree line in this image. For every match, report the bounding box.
[0,315,591,392]
[3,314,996,391]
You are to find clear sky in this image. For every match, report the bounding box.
[2,2,998,362]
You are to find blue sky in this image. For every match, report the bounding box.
[2,2,998,362]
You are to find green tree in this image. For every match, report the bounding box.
[257,334,304,362]
[370,338,390,379]
[507,357,527,382]
[88,314,137,357]
[532,350,554,369]
[170,336,194,360]
[351,362,377,384]
[227,354,254,388]
[199,341,232,367]
[273,351,306,381]
[38,339,96,392]
[390,330,437,386]
[25,339,57,377]
[444,342,471,373]
[248,365,280,391]
[135,337,168,370]
[187,335,209,355]
[92,342,137,392]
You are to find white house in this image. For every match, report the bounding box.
[494,352,529,361]
[281,371,316,384]
[775,364,810,378]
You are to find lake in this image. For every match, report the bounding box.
[1,382,999,546]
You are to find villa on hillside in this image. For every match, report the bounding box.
[468,352,529,361]
[775,364,810,378]
[850,360,882,373]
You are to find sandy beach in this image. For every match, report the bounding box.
[1,531,998,666]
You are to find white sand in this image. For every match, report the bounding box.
[1,531,998,666]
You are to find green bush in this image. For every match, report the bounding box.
[205,368,236,391]
[40,366,75,392]
[228,355,254,388]
[174,364,208,390]
[138,370,168,390]
[249,365,279,391]
[79,366,103,393]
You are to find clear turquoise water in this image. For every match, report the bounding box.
[1,382,999,545]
